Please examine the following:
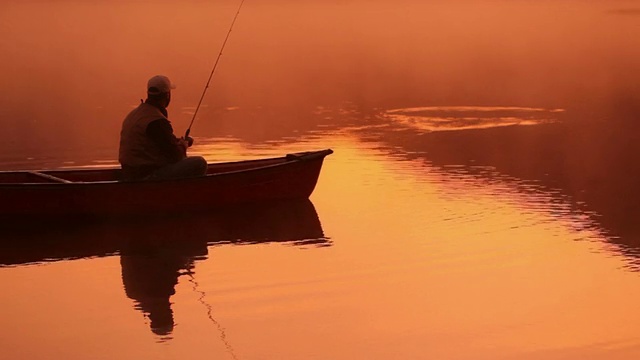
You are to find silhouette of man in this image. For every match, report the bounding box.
[119,75,207,181]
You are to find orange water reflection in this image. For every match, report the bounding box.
[1,200,326,346]
[304,141,640,359]
[2,137,640,359]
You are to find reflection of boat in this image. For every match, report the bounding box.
[0,149,332,218]
[0,199,328,266]
[0,199,328,338]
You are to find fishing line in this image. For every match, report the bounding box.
[185,0,246,138]
[188,273,240,360]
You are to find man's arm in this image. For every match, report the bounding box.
[146,119,187,162]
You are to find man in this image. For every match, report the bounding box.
[119,75,207,181]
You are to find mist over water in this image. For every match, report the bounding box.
[2,0,639,154]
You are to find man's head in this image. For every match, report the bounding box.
[146,75,175,107]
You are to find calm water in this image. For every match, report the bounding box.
[2,1,640,359]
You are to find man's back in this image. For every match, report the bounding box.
[119,103,174,170]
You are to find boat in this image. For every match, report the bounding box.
[0,149,333,219]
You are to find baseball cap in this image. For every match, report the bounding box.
[147,75,176,95]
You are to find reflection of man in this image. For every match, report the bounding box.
[120,254,194,336]
[118,75,207,181]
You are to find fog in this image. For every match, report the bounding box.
[1,0,639,157]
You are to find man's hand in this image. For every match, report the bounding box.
[178,136,194,148]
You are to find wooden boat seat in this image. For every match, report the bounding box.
[28,171,72,184]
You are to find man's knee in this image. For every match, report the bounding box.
[187,156,208,176]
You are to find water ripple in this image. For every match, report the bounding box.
[383,106,564,133]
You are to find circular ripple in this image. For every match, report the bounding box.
[384,106,565,132]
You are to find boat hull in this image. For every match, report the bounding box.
[0,149,332,218]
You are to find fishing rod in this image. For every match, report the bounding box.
[185,0,246,139]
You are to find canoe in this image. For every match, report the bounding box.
[0,149,333,219]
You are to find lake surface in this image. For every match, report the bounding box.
[2,1,640,359]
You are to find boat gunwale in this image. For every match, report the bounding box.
[0,149,333,187]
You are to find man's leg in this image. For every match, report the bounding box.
[149,156,208,180]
